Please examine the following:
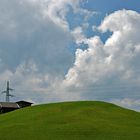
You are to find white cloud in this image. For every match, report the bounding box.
[0,0,94,103]
[0,0,93,75]
[111,98,140,107]
[40,0,80,30]
[71,26,86,44]
[0,0,140,111]
[0,0,74,102]
[0,0,74,74]
[30,0,93,30]
[62,10,140,106]
[111,98,140,111]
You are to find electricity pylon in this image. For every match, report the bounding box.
[1,81,14,102]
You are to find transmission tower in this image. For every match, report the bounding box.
[1,81,14,102]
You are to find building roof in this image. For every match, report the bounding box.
[16,100,33,104]
[0,102,20,109]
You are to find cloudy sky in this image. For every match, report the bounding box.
[0,0,140,111]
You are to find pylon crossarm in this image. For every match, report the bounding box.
[1,91,6,94]
[8,88,14,91]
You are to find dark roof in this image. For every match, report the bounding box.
[0,102,20,109]
[16,100,33,104]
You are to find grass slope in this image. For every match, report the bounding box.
[0,101,140,140]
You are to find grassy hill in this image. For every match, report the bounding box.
[0,101,140,140]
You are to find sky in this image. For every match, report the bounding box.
[0,0,140,111]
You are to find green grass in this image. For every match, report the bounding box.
[0,101,140,140]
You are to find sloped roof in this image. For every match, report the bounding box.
[16,100,33,104]
[0,102,20,109]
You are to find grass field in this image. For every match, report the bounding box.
[0,101,140,140]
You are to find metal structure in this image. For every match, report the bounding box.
[1,81,14,102]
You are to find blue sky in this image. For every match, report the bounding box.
[84,0,140,13]
[0,0,140,111]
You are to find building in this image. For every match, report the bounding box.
[16,101,33,108]
[0,101,33,114]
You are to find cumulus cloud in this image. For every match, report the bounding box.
[0,0,93,103]
[71,26,86,44]
[41,0,82,30]
[0,0,74,74]
[34,0,94,30]
[62,10,140,106]
[0,0,140,111]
